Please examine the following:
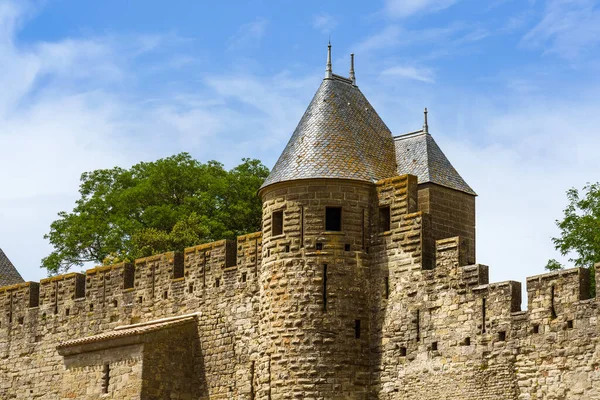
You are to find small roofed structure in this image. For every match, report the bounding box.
[394,108,476,263]
[260,46,397,190]
[0,248,24,287]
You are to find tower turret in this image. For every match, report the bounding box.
[257,45,476,398]
[258,44,396,398]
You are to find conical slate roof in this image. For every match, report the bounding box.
[0,248,24,287]
[260,75,397,189]
[394,130,476,195]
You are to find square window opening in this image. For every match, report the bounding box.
[325,207,342,231]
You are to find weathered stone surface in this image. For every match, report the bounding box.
[1,173,597,399]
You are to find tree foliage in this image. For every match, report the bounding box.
[545,183,600,294]
[42,153,269,274]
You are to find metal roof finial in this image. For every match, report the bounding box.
[423,107,429,133]
[349,53,356,85]
[325,41,333,79]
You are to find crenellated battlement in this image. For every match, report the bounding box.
[0,233,262,333]
[0,173,598,399]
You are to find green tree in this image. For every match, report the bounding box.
[42,153,269,274]
[545,183,600,294]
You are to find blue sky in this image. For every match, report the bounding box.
[1,0,600,301]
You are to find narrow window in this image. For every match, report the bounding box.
[138,296,143,304]
[415,309,420,342]
[463,337,471,346]
[431,341,438,351]
[550,285,557,319]
[18,317,24,325]
[300,206,304,248]
[384,277,389,299]
[361,209,365,249]
[325,207,342,231]
[285,244,290,253]
[113,300,118,307]
[481,298,487,333]
[344,243,351,252]
[250,361,256,400]
[102,363,110,394]
[272,210,284,236]
[65,308,70,316]
[354,319,361,339]
[188,283,194,293]
[379,205,391,232]
[400,346,407,357]
[89,304,94,312]
[203,252,207,288]
[567,320,574,329]
[242,273,247,283]
[323,265,328,312]
[498,331,506,341]
[532,324,539,334]
[316,242,323,251]
[163,291,168,300]
[215,278,220,288]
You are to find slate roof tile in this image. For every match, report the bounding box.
[261,76,398,189]
[0,248,24,287]
[394,131,476,195]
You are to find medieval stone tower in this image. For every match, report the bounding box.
[1,45,599,400]
[256,43,477,398]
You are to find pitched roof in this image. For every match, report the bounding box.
[57,313,200,356]
[0,248,24,287]
[394,130,476,195]
[260,75,397,189]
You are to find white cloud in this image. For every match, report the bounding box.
[227,18,268,51]
[354,25,402,53]
[522,0,600,59]
[384,0,460,18]
[0,4,309,282]
[353,22,486,56]
[381,65,435,83]
[446,98,600,298]
[313,13,338,33]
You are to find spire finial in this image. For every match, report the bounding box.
[325,41,333,79]
[423,107,429,133]
[349,53,356,85]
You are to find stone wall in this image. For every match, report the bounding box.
[418,182,476,265]
[0,173,599,399]
[0,233,262,399]
[258,178,375,399]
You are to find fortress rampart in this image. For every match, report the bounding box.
[2,48,599,399]
[1,174,599,399]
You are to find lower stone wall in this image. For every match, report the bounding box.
[61,345,144,399]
